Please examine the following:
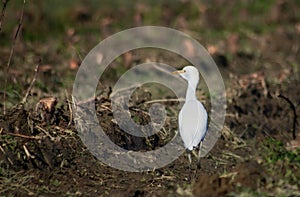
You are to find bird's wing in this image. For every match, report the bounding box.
[179,100,207,150]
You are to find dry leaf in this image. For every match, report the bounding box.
[277,69,290,83]
[295,23,300,34]
[177,16,187,30]
[183,39,195,57]
[207,44,218,55]
[69,59,79,70]
[238,72,268,96]
[227,34,239,54]
[35,97,57,123]
[39,64,53,72]
[67,28,75,37]
[123,52,133,68]
[37,97,57,112]
[134,12,142,26]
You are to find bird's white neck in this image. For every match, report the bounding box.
[185,81,198,101]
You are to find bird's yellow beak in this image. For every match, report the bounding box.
[172,70,186,74]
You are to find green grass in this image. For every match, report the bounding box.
[260,137,300,187]
[261,138,300,165]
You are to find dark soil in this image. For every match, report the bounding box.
[1,75,299,196]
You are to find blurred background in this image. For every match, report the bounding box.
[1,0,299,107]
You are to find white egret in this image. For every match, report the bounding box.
[172,66,208,166]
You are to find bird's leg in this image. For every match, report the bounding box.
[188,152,192,165]
[187,150,192,181]
[197,141,203,168]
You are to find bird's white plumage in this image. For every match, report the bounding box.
[179,100,207,150]
[174,66,208,152]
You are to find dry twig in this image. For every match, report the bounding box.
[21,62,40,104]
[0,0,9,32]
[3,0,26,114]
[23,144,34,159]
[4,132,41,140]
[65,90,73,127]
[35,125,56,141]
[0,144,14,165]
[144,98,184,105]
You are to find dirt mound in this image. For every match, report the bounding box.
[1,78,299,196]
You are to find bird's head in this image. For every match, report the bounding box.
[172,66,199,85]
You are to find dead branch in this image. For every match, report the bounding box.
[3,0,26,114]
[278,94,297,139]
[4,132,41,140]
